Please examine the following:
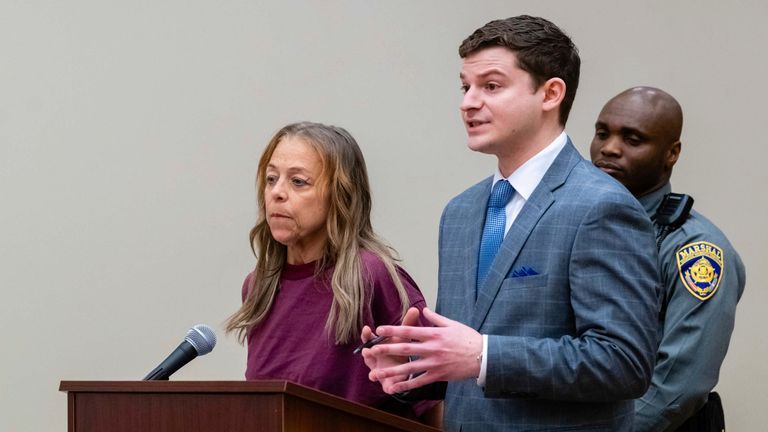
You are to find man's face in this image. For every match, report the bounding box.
[590,93,679,197]
[460,47,543,157]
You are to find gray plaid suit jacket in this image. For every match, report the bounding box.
[436,141,660,431]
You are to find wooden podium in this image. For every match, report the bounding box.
[59,381,440,432]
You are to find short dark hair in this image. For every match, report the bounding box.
[459,15,580,125]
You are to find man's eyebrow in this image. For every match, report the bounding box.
[593,121,646,136]
[619,126,647,137]
[460,68,509,80]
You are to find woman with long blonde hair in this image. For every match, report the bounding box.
[226,122,433,418]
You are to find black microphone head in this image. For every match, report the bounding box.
[185,324,216,356]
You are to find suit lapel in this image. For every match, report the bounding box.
[470,141,582,330]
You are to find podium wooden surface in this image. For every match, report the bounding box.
[59,380,440,432]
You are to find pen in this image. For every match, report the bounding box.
[353,335,389,354]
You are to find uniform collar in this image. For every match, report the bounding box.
[637,182,672,217]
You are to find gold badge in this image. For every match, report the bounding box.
[677,241,724,301]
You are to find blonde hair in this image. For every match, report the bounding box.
[225,122,411,344]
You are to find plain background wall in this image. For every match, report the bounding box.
[2,1,766,430]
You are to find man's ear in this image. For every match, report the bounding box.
[667,140,681,170]
[541,77,566,114]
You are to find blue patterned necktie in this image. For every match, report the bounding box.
[477,179,515,297]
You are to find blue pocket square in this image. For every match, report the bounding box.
[510,266,539,277]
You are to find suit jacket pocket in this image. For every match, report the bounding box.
[499,273,548,290]
[493,273,550,312]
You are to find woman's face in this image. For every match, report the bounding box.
[264,136,330,264]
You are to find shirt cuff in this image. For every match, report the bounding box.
[476,334,488,387]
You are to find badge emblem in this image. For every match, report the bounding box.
[677,241,724,301]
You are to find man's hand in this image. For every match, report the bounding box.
[368,307,483,394]
[361,307,421,391]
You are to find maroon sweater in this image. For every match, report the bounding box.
[242,250,433,417]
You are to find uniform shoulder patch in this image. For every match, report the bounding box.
[676,241,724,301]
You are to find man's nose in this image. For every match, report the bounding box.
[600,137,622,156]
[460,87,482,112]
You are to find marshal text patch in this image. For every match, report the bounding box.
[677,241,724,301]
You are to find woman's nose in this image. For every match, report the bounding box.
[269,179,288,200]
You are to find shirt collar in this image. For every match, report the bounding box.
[493,131,568,200]
[637,182,672,217]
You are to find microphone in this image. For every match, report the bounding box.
[143,324,217,380]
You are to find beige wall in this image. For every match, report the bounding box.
[1,1,766,430]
